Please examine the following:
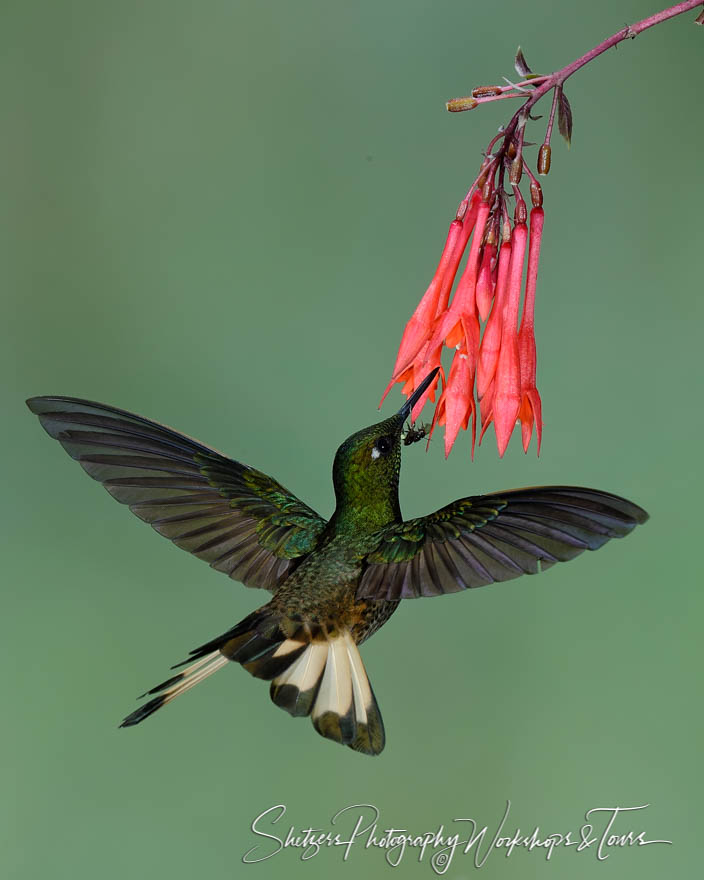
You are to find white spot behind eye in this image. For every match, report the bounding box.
[371,447,381,460]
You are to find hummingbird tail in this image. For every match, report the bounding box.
[195,606,386,754]
[269,631,385,756]
[119,606,385,755]
[119,650,228,727]
[117,606,278,728]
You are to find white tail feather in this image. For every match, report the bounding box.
[269,631,384,753]
[121,650,230,726]
[345,635,372,725]
[275,641,327,692]
[312,638,352,721]
[272,639,306,658]
[159,651,228,706]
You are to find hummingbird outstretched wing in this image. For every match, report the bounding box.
[27,396,326,591]
[357,487,648,600]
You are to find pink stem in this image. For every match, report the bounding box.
[516,1,703,119]
[543,88,560,147]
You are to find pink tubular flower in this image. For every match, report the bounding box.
[427,198,490,354]
[517,207,545,453]
[477,238,511,399]
[481,222,527,457]
[380,192,482,411]
[475,234,497,322]
[380,219,463,397]
[430,334,476,458]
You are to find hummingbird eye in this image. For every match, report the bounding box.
[371,436,392,459]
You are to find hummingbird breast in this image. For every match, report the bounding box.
[269,537,399,645]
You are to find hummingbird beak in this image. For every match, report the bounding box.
[397,367,440,420]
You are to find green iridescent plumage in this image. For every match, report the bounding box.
[27,396,326,591]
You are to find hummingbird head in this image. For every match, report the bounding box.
[331,369,439,531]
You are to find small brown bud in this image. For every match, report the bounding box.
[507,141,517,160]
[530,180,543,208]
[538,144,552,175]
[446,97,478,112]
[471,86,503,98]
[481,176,494,203]
[509,156,523,185]
[514,201,527,226]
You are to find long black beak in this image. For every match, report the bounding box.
[397,367,440,419]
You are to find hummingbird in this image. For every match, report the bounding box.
[27,369,647,756]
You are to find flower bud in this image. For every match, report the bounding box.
[446,97,478,112]
[509,156,523,185]
[471,86,503,98]
[538,144,552,175]
[501,216,512,243]
[530,180,543,208]
[476,158,492,190]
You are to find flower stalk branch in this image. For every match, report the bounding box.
[448,0,704,125]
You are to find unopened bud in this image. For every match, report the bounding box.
[471,86,503,98]
[538,144,552,175]
[507,141,517,160]
[509,156,523,185]
[481,176,494,203]
[514,201,527,226]
[446,97,478,112]
[530,180,543,208]
[456,199,469,221]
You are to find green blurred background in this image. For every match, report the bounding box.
[3,0,701,877]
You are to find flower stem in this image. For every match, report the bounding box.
[543,88,560,148]
[531,0,702,101]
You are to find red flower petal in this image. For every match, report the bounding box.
[476,242,497,322]
[427,199,490,353]
[517,208,545,453]
[443,348,476,458]
[477,240,511,398]
[491,223,527,457]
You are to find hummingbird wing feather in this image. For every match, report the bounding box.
[27,396,326,591]
[357,486,648,600]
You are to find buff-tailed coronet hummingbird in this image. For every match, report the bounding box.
[27,368,647,755]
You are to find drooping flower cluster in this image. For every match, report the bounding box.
[381,44,565,459]
[382,172,545,458]
[383,5,701,458]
